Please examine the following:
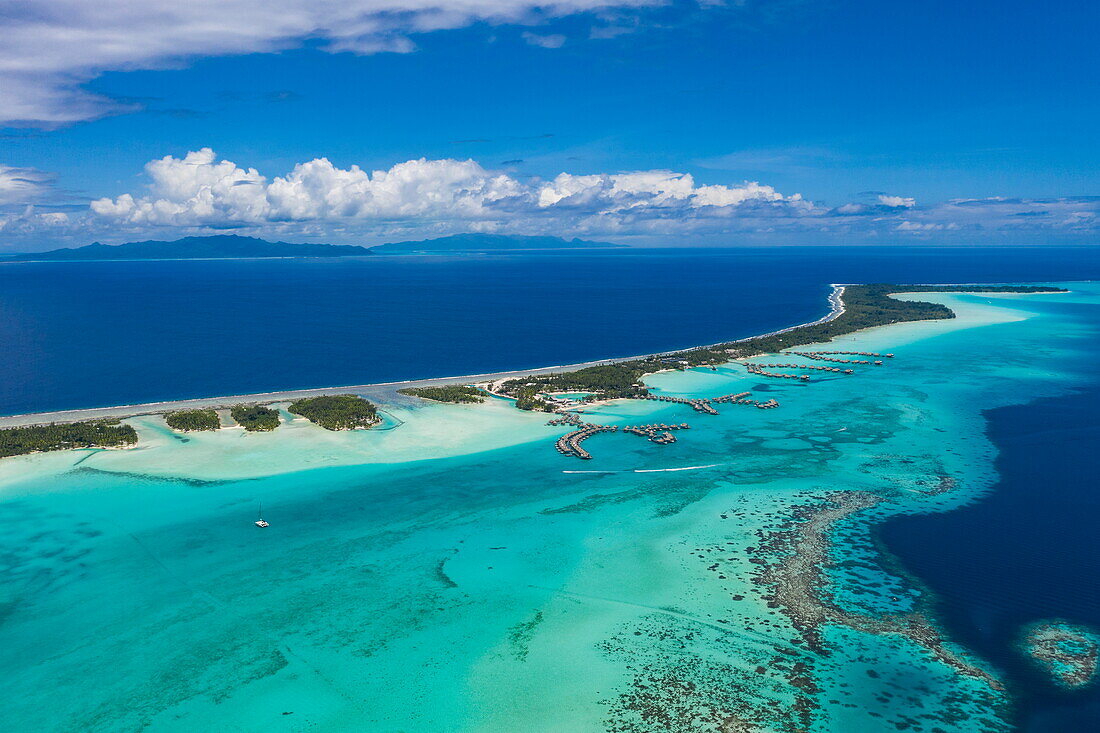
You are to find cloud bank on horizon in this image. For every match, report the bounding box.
[1,1,1096,248]
[3,149,1097,248]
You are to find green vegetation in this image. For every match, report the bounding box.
[288,395,379,430]
[0,419,138,458]
[397,385,485,403]
[230,404,281,431]
[513,387,554,412]
[497,284,1065,406]
[666,284,1064,367]
[164,409,220,432]
[501,363,651,407]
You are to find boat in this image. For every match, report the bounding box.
[255,504,270,528]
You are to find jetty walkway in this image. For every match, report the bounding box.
[554,424,618,459]
[543,346,892,460]
[742,363,812,381]
[789,351,887,365]
[755,363,854,374]
[635,391,777,414]
[623,423,691,445]
[549,388,784,459]
[738,350,898,380]
[548,414,694,459]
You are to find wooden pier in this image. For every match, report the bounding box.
[637,394,719,414]
[546,351,894,458]
[623,422,690,444]
[754,363,851,374]
[555,425,618,459]
[546,368,811,459]
[552,419,692,459]
[742,362,812,381]
[788,351,887,365]
[801,350,893,357]
[636,390,779,412]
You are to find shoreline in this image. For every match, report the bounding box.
[0,281,1058,429]
[0,285,846,428]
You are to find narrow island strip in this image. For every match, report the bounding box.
[0,284,1064,458]
[0,396,378,458]
[489,283,1063,410]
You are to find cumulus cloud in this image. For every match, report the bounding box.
[878,194,915,208]
[7,149,1100,248]
[0,205,76,238]
[90,148,529,226]
[0,0,672,126]
[88,149,804,233]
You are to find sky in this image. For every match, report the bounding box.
[1,0,1098,250]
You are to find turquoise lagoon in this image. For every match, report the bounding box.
[1,284,1097,732]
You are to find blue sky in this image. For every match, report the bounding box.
[1,0,1097,249]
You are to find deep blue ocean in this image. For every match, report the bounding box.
[880,361,1100,731]
[2,246,1099,416]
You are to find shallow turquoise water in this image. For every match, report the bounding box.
[1,284,1097,731]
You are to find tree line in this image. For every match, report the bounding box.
[230,404,281,431]
[0,420,138,458]
[397,385,485,403]
[165,409,220,432]
[288,395,378,430]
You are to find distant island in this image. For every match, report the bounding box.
[367,233,626,254]
[9,233,627,261]
[10,235,372,261]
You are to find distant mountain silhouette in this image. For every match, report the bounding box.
[368,233,625,254]
[12,235,372,261]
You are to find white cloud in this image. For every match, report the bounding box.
[0,0,671,125]
[89,149,805,232]
[7,150,1100,248]
[0,165,57,205]
[91,149,529,226]
[536,170,789,211]
[878,194,916,208]
[0,205,77,237]
[896,220,945,232]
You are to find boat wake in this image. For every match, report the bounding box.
[634,464,721,473]
[563,463,720,474]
